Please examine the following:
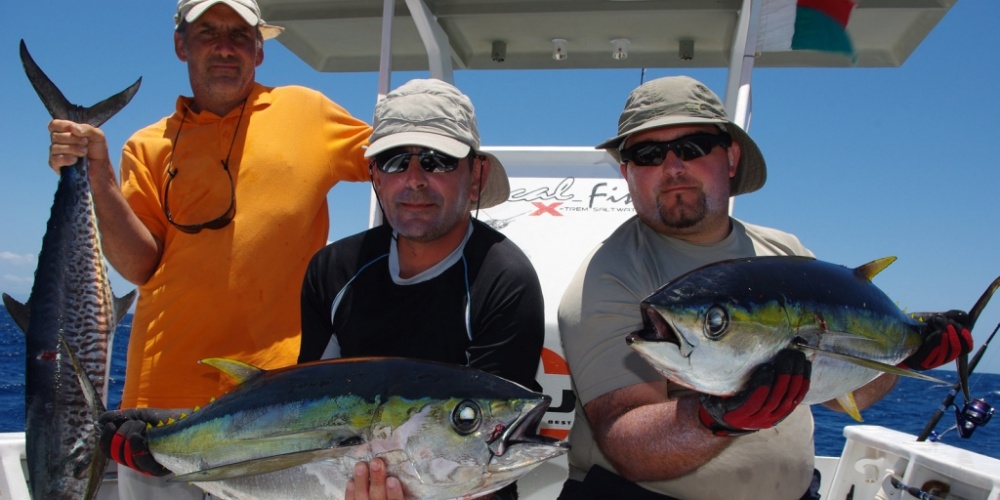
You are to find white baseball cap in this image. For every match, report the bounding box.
[175,0,284,40]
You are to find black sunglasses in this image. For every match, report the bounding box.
[619,132,732,167]
[372,147,469,174]
[163,160,236,234]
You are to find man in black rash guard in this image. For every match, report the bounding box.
[298,78,545,500]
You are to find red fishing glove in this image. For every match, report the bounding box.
[698,349,811,437]
[99,408,187,477]
[900,310,973,371]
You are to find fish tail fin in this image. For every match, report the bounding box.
[957,353,970,401]
[855,257,896,281]
[956,274,1000,400]
[20,39,141,125]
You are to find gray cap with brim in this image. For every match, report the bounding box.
[365,79,509,209]
[596,76,766,196]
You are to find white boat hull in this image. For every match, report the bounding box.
[3,426,999,499]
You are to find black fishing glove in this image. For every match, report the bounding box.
[99,408,187,477]
[698,349,811,437]
[900,310,973,371]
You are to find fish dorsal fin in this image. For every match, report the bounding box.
[169,430,365,483]
[855,257,896,281]
[199,358,265,385]
[1,293,29,334]
[114,290,137,325]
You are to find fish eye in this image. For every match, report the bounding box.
[451,400,482,435]
[704,306,729,339]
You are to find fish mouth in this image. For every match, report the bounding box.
[626,306,688,356]
[488,396,567,457]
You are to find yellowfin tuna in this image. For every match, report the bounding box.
[626,256,979,421]
[146,357,569,500]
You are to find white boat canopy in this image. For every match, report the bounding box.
[255,0,956,135]
[256,0,955,72]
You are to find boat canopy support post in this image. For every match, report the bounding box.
[377,0,396,101]
[375,0,456,93]
[724,0,760,214]
[404,0,455,83]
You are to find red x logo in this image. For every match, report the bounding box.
[530,202,563,216]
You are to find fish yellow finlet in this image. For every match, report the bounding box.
[835,392,863,422]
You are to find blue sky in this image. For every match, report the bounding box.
[2,1,999,376]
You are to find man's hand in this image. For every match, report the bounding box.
[99,408,187,477]
[698,349,811,436]
[345,458,405,500]
[47,119,110,172]
[902,310,973,371]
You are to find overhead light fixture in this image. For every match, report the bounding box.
[551,38,568,61]
[611,38,630,60]
[491,40,507,63]
[679,39,695,61]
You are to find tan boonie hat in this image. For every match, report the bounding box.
[175,0,284,40]
[365,79,510,210]
[596,76,767,196]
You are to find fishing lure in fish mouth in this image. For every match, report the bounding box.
[626,256,1000,422]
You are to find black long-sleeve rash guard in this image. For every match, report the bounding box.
[299,219,545,391]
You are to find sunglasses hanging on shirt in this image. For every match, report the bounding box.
[162,99,246,234]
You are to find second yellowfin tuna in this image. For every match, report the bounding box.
[626,256,964,420]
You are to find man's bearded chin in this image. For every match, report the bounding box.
[658,192,708,229]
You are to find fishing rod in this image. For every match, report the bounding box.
[916,321,998,442]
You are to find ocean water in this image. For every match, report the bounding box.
[1,307,998,460]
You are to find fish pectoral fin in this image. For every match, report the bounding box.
[169,432,365,483]
[835,393,863,422]
[169,447,343,483]
[264,427,366,448]
[798,345,950,385]
[57,334,106,416]
[802,330,880,348]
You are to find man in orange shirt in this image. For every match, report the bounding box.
[46,0,370,497]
